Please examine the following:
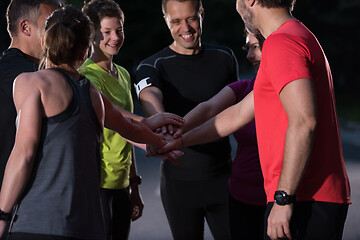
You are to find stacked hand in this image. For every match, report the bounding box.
[143,112,184,132]
[146,132,183,164]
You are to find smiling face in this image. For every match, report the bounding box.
[164,0,203,55]
[245,34,262,73]
[94,16,124,58]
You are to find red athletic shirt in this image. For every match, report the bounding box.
[254,19,351,204]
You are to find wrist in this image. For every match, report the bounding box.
[0,209,12,222]
[140,117,148,126]
[274,190,296,206]
[180,134,188,148]
[130,175,142,187]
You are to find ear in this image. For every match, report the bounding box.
[163,15,171,29]
[40,35,45,50]
[81,46,90,63]
[19,19,31,36]
[246,0,256,7]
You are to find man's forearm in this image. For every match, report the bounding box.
[139,87,165,117]
[277,119,316,195]
[183,95,254,147]
[277,78,317,195]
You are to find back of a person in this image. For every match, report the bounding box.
[255,19,350,203]
[0,49,38,187]
[10,69,106,239]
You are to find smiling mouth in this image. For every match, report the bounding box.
[181,34,194,40]
[107,44,119,48]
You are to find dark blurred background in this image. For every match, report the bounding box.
[1,0,359,121]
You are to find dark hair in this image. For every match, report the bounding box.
[82,0,124,32]
[162,0,203,14]
[43,5,94,67]
[6,0,63,37]
[256,0,296,11]
[242,28,265,51]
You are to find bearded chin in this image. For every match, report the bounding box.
[245,24,260,35]
[242,6,261,36]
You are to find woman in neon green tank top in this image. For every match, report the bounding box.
[80,1,142,239]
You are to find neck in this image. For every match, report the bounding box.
[47,61,81,80]
[10,38,40,63]
[170,42,202,55]
[257,8,294,38]
[90,50,118,78]
[90,46,113,71]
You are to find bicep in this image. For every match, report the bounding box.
[13,77,43,156]
[279,78,317,123]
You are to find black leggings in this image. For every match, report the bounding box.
[160,175,231,240]
[100,188,131,240]
[264,201,349,240]
[228,194,266,240]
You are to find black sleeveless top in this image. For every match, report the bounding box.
[10,69,106,240]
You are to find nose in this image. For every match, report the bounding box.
[180,20,191,32]
[111,31,120,41]
[247,48,255,62]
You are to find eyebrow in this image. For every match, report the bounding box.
[169,14,198,22]
[102,27,123,30]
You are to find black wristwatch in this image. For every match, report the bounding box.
[0,209,12,222]
[274,190,296,206]
[130,175,142,186]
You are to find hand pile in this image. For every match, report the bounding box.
[144,113,186,164]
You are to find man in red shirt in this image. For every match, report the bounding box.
[240,0,351,238]
[158,0,351,239]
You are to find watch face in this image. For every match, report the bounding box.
[274,191,287,205]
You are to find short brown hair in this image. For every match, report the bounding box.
[82,0,124,32]
[162,0,203,14]
[6,0,63,37]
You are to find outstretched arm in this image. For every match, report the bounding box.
[173,86,237,138]
[139,86,176,134]
[0,75,43,236]
[99,90,165,147]
[158,91,255,153]
[98,89,183,132]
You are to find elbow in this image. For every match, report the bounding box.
[197,101,214,117]
[14,142,38,169]
[292,114,317,136]
[308,116,317,134]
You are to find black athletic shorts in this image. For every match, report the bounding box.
[264,201,349,240]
